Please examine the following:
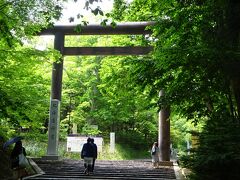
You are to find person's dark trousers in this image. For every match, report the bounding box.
[87,164,92,173]
[91,158,96,172]
[84,163,91,175]
[84,163,87,174]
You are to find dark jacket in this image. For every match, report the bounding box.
[11,146,26,169]
[81,142,94,159]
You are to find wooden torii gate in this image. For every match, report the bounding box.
[39,22,170,161]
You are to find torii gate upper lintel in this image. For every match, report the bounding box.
[39,22,154,35]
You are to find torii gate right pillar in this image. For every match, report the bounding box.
[158,90,170,161]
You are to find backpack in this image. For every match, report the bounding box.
[151,147,156,155]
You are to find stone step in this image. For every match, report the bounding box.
[25,159,176,180]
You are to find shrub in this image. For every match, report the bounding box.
[181,111,240,180]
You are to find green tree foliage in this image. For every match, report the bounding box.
[183,110,240,180]
[0,0,63,46]
[111,0,128,21]
[0,0,64,140]
[0,45,59,139]
[110,0,240,179]
[99,56,158,147]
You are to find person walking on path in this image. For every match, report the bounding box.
[90,138,98,173]
[81,137,94,175]
[151,142,160,168]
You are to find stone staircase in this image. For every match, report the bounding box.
[25,159,177,180]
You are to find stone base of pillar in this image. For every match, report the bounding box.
[42,155,60,160]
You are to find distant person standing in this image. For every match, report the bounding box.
[151,142,160,168]
[90,138,98,173]
[81,137,94,175]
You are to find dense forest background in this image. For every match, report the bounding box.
[1,0,240,179]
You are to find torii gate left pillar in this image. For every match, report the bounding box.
[43,32,64,160]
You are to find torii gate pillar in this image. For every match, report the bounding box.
[158,89,170,161]
[43,32,64,160]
